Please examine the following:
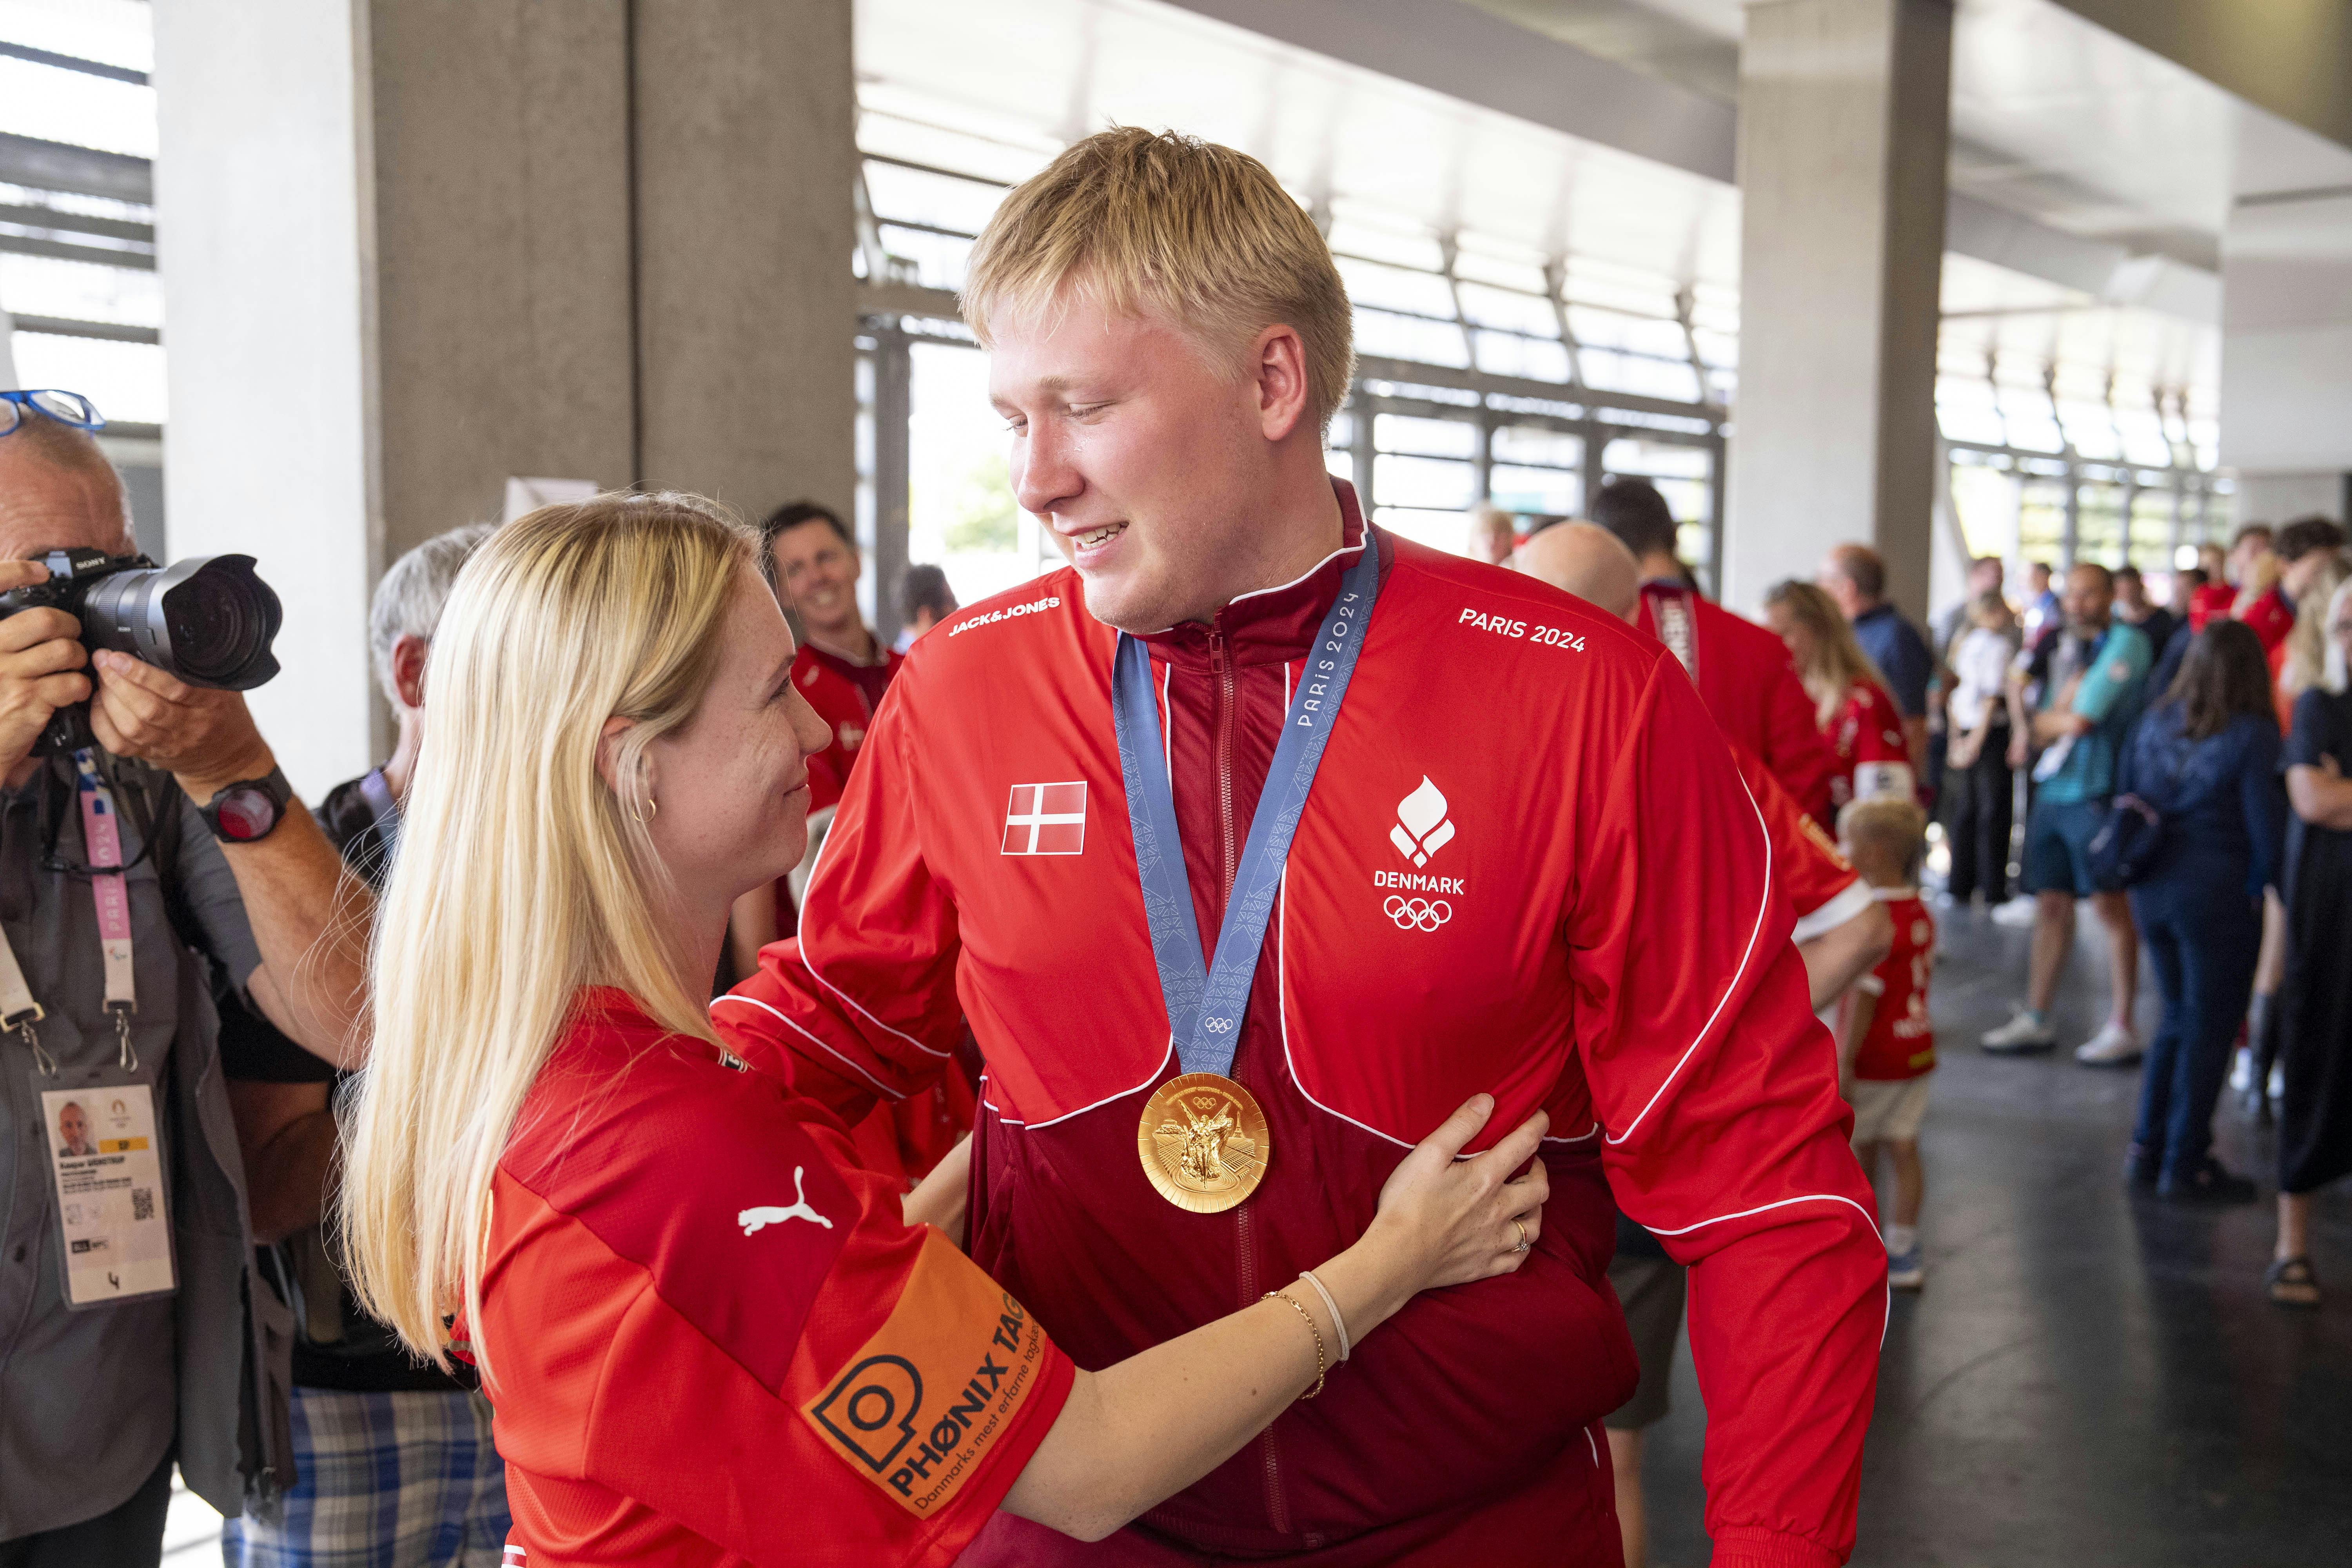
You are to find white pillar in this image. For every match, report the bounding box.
[2220,186,2352,525]
[153,0,377,799]
[1723,0,1953,622]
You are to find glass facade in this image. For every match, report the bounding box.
[0,3,2231,603]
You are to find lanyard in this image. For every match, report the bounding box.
[1110,532,1381,1079]
[0,750,139,1076]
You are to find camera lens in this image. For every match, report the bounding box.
[80,554,283,691]
[161,570,262,683]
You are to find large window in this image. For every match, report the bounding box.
[1,1,163,551]
[849,64,1734,601]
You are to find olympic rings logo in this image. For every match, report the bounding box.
[1203,1017,1236,1033]
[1383,896,1453,932]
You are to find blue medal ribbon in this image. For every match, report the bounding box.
[1111,532,1382,1080]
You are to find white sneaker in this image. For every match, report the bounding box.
[2269,1060,2285,1101]
[2229,1046,2254,1094]
[2075,1022,2142,1066]
[1982,1009,2057,1053]
[1990,894,2041,929]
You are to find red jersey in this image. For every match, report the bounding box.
[796,639,905,810]
[1639,582,1837,822]
[717,486,1882,1568]
[1827,680,1914,810]
[2241,586,2296,656]
[1847,893,1936,1080]
[2187,581,2236,633]
[483,991,1073,1566]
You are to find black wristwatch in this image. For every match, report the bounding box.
[198,767,294,844]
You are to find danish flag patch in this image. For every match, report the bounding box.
[1002,782,1087,856]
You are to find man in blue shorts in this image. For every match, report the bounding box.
[1984,563,2152,1064]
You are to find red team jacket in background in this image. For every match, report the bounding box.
[1638,582,1837,824]
[1827,680,1915,811]
[2241,585,2296,657]
[719,488,1884,1567]
[483,992,1074,1565]
[795,641,904,810]
[2186,581,2237,633]
[1847,893,1936,1081]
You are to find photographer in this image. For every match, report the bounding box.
[0,396,370,1564]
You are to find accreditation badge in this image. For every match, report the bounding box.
[36,1066,176,1308]
[1138,1072,1270,1213]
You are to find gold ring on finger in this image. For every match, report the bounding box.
[1511,1218,1529,1254]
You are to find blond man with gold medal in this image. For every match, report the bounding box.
[717,128,1886,1566]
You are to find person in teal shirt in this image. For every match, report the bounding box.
[1984,563,2152,1062]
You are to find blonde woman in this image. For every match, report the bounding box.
[339,494,1549,1566]
[2275,550,2348,730]
[1764,579,1915,811]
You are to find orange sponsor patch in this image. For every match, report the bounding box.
[801,1231,1053,1517]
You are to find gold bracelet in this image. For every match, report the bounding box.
[1265,1289,1327,1399]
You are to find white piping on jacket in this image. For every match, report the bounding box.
[710,992,906,1102]
[1605,765,1773,1147]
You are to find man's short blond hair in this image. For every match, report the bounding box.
[963,127,1354,426]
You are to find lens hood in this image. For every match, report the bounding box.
[79,553,284,691]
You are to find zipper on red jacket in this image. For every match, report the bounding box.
[1210,624,1239,906]
[1234,1198,1295,1536]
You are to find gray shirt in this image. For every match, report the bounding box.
[0,755,265,1539]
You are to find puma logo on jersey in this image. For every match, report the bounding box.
[1388,777,1455,867]
[740,1167,835,1235]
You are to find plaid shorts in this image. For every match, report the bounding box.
[221,1387,510,1568]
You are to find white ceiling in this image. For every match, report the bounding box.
[1470,0,2352,281]
[857,0,2352,410]
[858,0,1745,287]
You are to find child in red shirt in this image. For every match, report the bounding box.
[1836,798,1936,1290]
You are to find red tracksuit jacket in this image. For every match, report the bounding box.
[1639,583,1837,824]
[718,489,1883,1567]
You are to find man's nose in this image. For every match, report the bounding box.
[1014,425,1080,518]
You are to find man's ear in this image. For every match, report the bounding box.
[391,635,431,712]
[1252,323,1313,444]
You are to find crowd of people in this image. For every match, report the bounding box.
[1490,490,2352,1553]
[0,123,2341,1568]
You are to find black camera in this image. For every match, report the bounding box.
[0,548,283,755]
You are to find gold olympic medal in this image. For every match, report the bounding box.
[1138,1072,1271,1213]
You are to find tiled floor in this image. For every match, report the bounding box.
[1639,897,2352,1566]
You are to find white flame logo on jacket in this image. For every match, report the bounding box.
[1388,777,1455,867]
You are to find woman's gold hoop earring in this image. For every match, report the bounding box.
[633,796,658,825]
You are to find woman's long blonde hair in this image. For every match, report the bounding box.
[1764,579,1895,729]
[340,492,758,1384]
[2281,552,2350,701]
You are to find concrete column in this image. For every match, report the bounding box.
[155,0,855,797]
[2220,181,2352,526]
[367,2,637,557]
[869,325,914,647]
[632,0,855,522]
[1722,0,1953,621]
